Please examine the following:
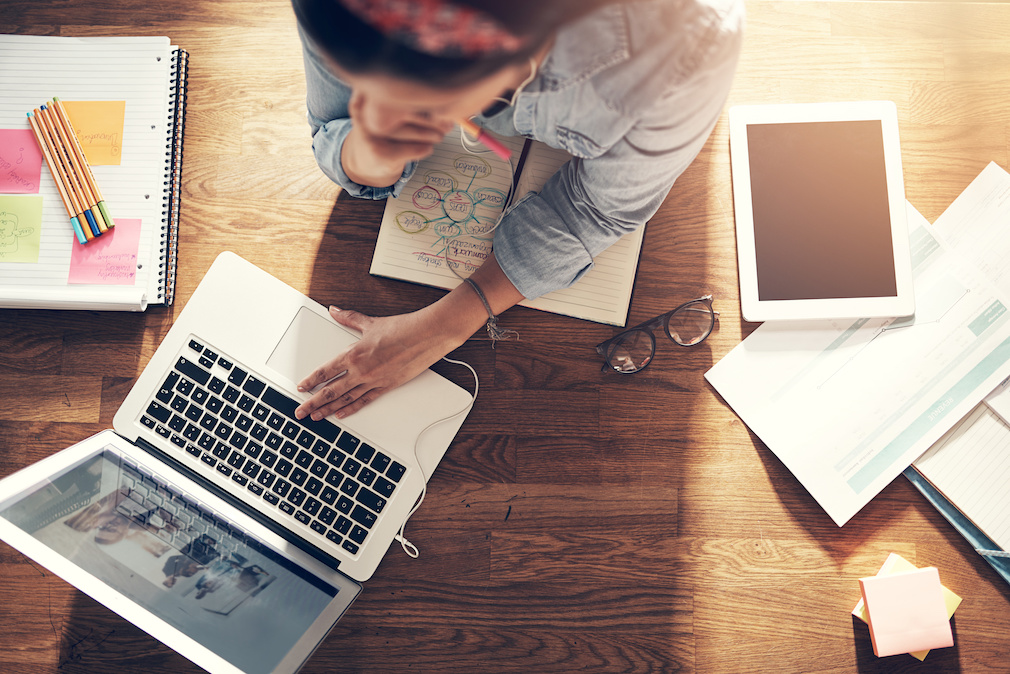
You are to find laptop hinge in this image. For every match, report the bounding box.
[130,434,343,571]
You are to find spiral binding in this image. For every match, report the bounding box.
[159,48,189,307]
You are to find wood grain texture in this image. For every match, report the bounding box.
[2,1,1010,672]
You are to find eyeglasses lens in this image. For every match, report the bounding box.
[605,330,654,373]
[667,300,714,346]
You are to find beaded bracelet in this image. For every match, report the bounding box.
[463,277,519,346]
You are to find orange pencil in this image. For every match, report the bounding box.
[27,111,89,244]
[51,98,114,231]
[37,105,101,237]
[46,101,108,233]
[33,106,95,241]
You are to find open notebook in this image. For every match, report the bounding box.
[0,35,187,311]
[369,128,645,326]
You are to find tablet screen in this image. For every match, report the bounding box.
[746,120,897,301]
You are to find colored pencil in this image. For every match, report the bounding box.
[52,97,114,231]
[32,106,96,240]
[460,118,512,162]
[45,102,108,233]
[39,104,102,236]
[26,111,88,244]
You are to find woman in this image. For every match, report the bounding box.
[292,0,743,421]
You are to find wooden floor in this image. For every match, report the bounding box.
[2,1,1010,672]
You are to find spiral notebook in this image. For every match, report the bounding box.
[0,35,188,311]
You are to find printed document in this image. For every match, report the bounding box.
[706,203,1010,526]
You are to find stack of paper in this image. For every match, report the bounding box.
[852,553,961,660]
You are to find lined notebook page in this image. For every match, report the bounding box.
[0,35,174,310]
[370,130,644,326]
[914,403,1010,550]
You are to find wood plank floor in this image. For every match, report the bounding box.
[2,1,1009,672]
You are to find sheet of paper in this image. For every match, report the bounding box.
[68,218,141,285]
[859,568,953,657]
[706,203,1010,525]
[370,129,645,326]
[0,194,43,263]
[61,100,127,166]
[0,128,43,193]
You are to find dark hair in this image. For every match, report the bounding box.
[292,0,609,87]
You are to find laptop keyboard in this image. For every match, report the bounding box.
[139,337,406,557]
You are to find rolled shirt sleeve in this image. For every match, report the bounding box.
[299,24,417,199]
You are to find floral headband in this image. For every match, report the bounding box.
[338,0,528,58]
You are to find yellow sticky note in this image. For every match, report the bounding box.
[61,100,126,165]
[852,553,962,660]
[0,195,43,263]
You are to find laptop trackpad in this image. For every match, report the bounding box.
[266,306,359,384]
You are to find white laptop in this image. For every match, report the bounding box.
[0,251,475,673]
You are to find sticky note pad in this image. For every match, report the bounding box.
[61,100,127,166]
[0,194,44,263]
[859,567,954,657]
[852,553,961,661]
[0,128,44,193]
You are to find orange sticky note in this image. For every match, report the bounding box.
[859,567,954,658]
[61,100,126,165]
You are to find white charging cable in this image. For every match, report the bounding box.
[393,355,479,558]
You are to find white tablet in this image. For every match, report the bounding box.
[728,101,915,322]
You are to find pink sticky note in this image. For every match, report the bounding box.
[68,218,142,285]
[859,567,954,658]
[0,129,44,193]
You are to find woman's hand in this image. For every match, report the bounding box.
[341,90,453,187]
[294,306,459,420]
[295,254,524,420]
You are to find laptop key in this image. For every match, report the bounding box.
[349,524,368,543]
[228,366,248,387]
[342,540,359,555]
[350,505,377,529]
[243,376,266,397]
[387,461,406,482]
[310,520,326,534]
[146,401,172,424]
[334,515,352,534]
[278,501,295,515]
[336,431,359,453]
[175,357,210,386]
[373,476,395,498]
[357,488,386,514]
[157,372,178,403]
[318,506,336,525]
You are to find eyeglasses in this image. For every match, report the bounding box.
[595,295,716,374]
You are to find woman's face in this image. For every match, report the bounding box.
[335,61,527,137]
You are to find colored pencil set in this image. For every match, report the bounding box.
[27,97,113,245]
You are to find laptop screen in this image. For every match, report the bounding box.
[0,443,351,674]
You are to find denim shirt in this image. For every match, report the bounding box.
[300,0,744,299]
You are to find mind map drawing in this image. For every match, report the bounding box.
[392,150,511,276]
